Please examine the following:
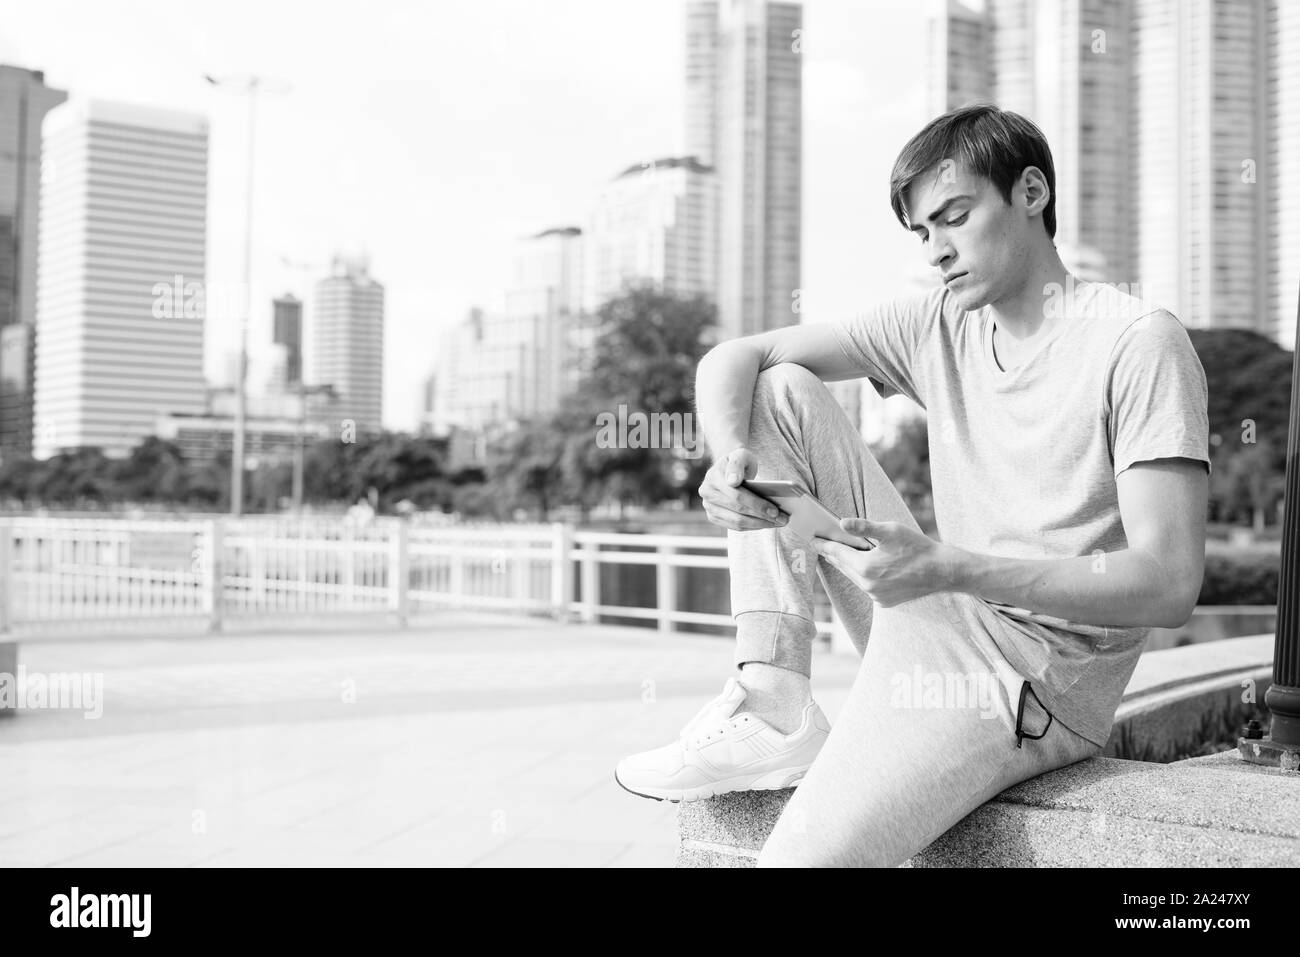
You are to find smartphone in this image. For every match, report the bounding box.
[740,479,877,550]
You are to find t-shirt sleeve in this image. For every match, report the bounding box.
[827,287,939,408]
[1106,309,1213,478]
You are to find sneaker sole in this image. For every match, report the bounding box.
[613,765,811,803]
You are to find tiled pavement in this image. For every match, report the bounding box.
[0,613,862,868]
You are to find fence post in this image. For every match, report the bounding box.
[449,535,464,606]
[657,543,677,634]
[580,536,599,624]
[206,518,224,632]
[551,523,573,622]
[391,520,410,627]
[343,522,357,608]
[513,535,529,609]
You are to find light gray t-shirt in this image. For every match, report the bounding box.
[829,280,1212,747]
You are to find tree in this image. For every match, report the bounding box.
[1188,328,1293,526]
[556,284,718,519]
[1211,437,1286,530]
[1188,328,1291,473]
[40,447,112,507]
[487,417,565,521]
[108,436,189,503]
[871,414,935,532]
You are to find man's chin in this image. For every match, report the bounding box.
[947,283,986,310]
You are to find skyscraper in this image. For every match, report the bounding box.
[0,65,66,460]
[1267,0,1300,347]
[1131,0,1272,332]
[433,227,585,436]
[34,99,208,459]
[271,293,302,387]
[685,0,802,341]
[311,253,384,435]
[582,156,718,317]
[430,306,499,435]
[507,225,584,415]
[925,0,992,117]
[988,0,1134,283]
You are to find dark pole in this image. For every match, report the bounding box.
[1240,283,1300,768]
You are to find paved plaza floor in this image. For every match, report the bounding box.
[0,613,863,868]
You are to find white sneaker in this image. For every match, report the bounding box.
[614,676,831,802]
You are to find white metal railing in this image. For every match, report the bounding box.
[0,516,828,636]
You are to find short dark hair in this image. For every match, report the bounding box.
[889,103,1057,240]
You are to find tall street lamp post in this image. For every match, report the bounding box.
[203,73,288,515]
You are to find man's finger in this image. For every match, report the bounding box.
[812,538,870,586]
[841,517,884,538]
[812,538,857,564]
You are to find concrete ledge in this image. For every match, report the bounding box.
[676,635,1293,867]
[911,750,1298,867]
[677,749,1300,867]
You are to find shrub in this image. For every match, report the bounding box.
[1197,545,1280,605]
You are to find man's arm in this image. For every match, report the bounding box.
[946,457,1209,629]
[694,324,864,460]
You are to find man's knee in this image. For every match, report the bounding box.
[753,362,826,406]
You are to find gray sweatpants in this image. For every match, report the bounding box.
[725,363,1103,867]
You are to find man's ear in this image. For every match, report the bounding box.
[1020,166,1051,218]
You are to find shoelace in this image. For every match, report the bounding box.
[681,714,754,749]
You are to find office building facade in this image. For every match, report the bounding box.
[685,0,803,341]
[311,253,384,435]
[0,65,67,460]
[34,99,208,459]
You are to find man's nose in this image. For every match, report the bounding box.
[925,238,953,270]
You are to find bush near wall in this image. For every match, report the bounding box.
[1198,544,1280,606]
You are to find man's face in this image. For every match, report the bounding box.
[902,160,1034,310]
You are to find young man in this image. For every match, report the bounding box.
[614,104,1211,867]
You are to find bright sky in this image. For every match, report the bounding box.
[0,0,930,432]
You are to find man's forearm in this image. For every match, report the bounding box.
[945,545,1192,629]
[694,344,763,462]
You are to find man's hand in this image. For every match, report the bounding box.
[698,447,788,532]
[811,517,958,608]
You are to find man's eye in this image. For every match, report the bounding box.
[947,212,969,226]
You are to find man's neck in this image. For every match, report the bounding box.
[988,250,1072,342]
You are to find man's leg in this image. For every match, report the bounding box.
[755,588,1102,866]
[727,363,1101,865]
[726,363,916,733]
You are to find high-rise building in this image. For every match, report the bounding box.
[418,370,437,435]
[919,0,1291,338]
[0,322,33,460]
[583,157,718,318]
[1267,0,1300,347]
[430,307,499,435]
[988,0,1134,284]
[311,253,384,435]
[34,99,208,459]
[432,226,586,437]
[1131,0,1272,331]
[271,293,302,387]
[506,226,584,415]
[0,65,67,460]
[926,0,992,117]
[685,0,802,341]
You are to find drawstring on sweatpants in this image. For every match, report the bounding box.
[1014,680,1053,749]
